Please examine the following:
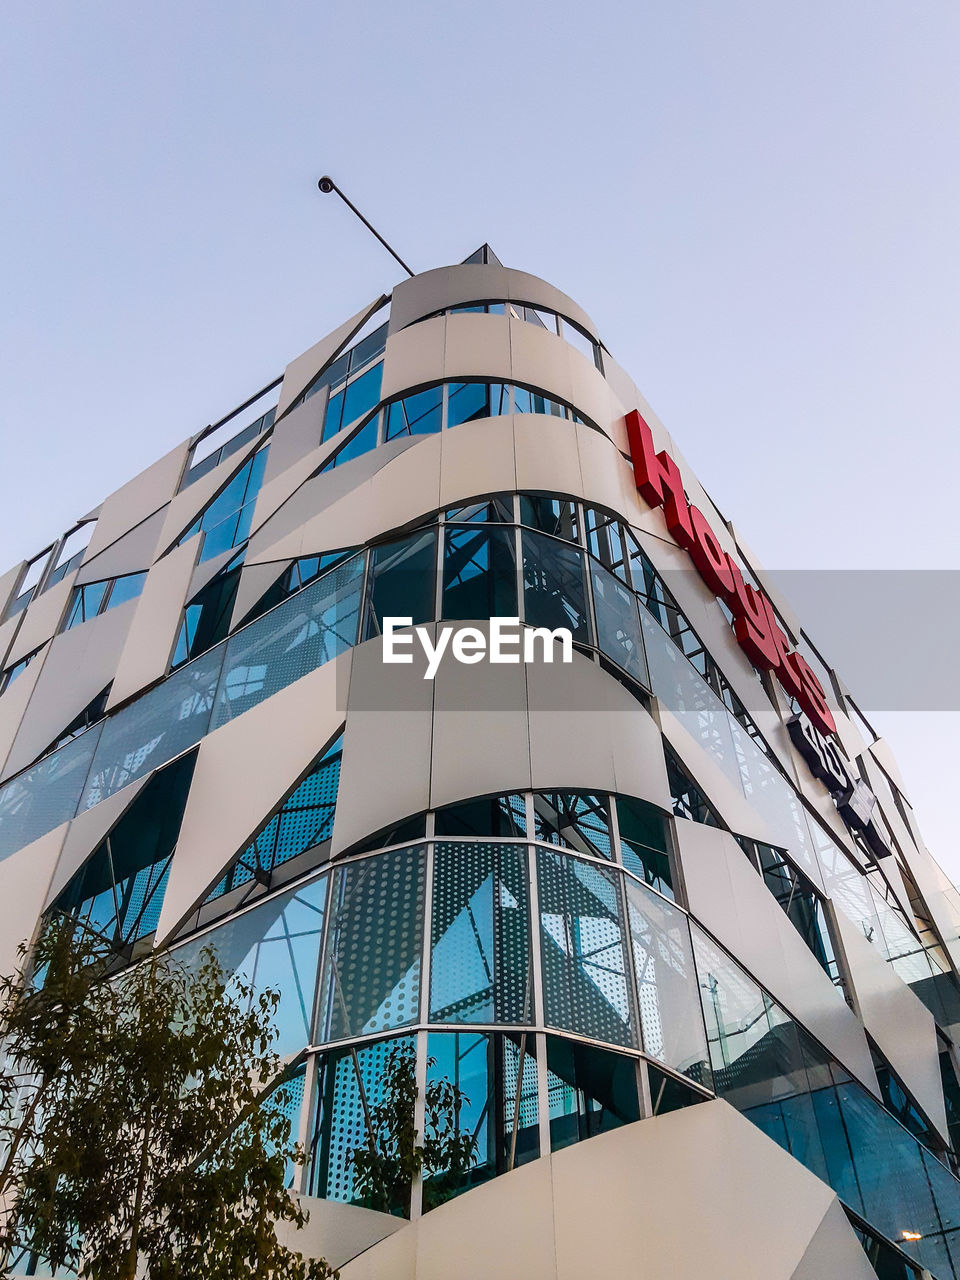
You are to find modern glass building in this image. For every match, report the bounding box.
[3,246,960,1277]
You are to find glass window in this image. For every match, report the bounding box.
[172,563,241,668]
[584,507,629,580]
[55,753,196,951]
[207,733,343,903]
[519,494,579,543]
[521,529,591,643]
[82,649,223,808]
[590,563,647,684]
[384,387,442,440]
[532,792,613,860]
[64,579,109,630]
[441,525,517,621]
[546,1035,639,1152]
[212,553,364,729]
[444,494,513,523]
[423,1031,539,1210]
[434,794,526,838]
[513,386,566,418]
[318,846,426,1041]
[624,878,709,1085]
[648,1064,708,1116]
[430,841,532,1025]
[536,849,634,1047]
[363,530,437,640]
[105,572,146,611]
[174,873,328,1059]
[0,725,103,862]
[340,361,383,428]
[616,796,672,897]
[321,414,380,471]
[177,447,269,564]
[559,318,601,370]
[446,381,510,428]
[310,1034,417,1215]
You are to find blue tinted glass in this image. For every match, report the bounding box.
[175,874,327,1058]
[513,386,533,414]
[0,725,103,862]
[199,513,241,563]
[322,389,344,442]
[325,416,379,470]
[447,382,501,428]
[82,649,224,808]
[105,572,147,610]
[211,553,364,729]
[65,580,109,630]
[384,387,442,440]
[341,362,383,428]
[202,463,251,532]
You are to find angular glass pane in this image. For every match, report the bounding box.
[519,494,579,543]
[648,1064,708,1116]
[532,791,612,860]
[624,879,710,1086]
[340,361,383,427]
[105,571,147,611]
[212,553,363,729]
[537,849,634,1047]
[363,530,437,640]
[324,414,380,470]
[441,525,517,621]
[590,564,648,684]
[318,846,426,1041]
[384,387,442,440]
[434,793,526,839]
[639,606,741,792]
[444,495,513,524]
[446,381,509,428]
[522,529,590,643]
[55,752,196,949]
[0,724,103,862]
[616,795,672,897]
[321,388,344,442]
[430,841,532,1024]
[546,1035,639,1151]
[310,1034,417,1214]
[174,873,327,1059]
[82,650,223,807]
[423,1031,539,1211]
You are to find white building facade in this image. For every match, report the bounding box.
[1,246,959,1278]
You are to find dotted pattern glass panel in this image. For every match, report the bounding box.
[207,736,343,902]
[430,842,532,1025]
[0,723,103,861]
[82,650,223,809]
[536,849,635,1048]
[319,846,426,1042]
[311,1034,416,1212]
[212,554,363,729]
[590,562,648,685]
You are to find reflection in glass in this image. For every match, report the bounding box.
[546,1035,639,1151]
[319,846,426,1041]
[430,842,532,1025]
[537,849,634,1047]
[522,529,590,643]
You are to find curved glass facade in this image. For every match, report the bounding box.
[168,826,960,1273]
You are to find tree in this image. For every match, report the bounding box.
[348,1041,477,1215]
[0,921,336,1280]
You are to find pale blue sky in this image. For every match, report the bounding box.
[1,2,958,868]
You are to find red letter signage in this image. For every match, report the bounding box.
[625,409,837,737]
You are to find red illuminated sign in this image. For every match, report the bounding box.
[625,410,837,737]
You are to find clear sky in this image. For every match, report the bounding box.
[1,2,958,872]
